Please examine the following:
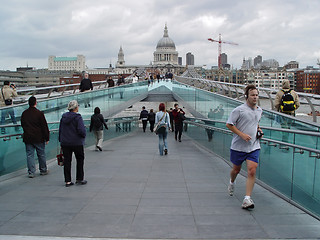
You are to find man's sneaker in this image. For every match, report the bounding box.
[242,197,254,209]
[40,170,49,176]
[228,184,234,196]
[28,173,35,178]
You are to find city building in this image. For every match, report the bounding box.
[261,59,279,69]
[186,52,194,65]
[153,24,179,66]
[178,57,182,65]
[254,55,262,68]
[284,61,299,70]
[48,55,86,71]
[116,46,125,67]
[220,53,227,66]
[296,69,320,94]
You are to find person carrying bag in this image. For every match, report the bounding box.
[155,103,171,156]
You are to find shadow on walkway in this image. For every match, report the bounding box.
[0,130,319,239]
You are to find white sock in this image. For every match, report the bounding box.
[244,195,251,200]
[229,179,235,185]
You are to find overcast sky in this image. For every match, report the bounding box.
[1,0,319,71]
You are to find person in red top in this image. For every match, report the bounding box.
[171,103,185,142]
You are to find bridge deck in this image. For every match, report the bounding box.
[0,130,319,239]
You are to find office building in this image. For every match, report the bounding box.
[48,55,85,71]
[186,52,194,65]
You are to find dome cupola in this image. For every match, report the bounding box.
[156,24,176,49]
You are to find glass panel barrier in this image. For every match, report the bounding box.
[0,117,138,177]
[183,118,320,219]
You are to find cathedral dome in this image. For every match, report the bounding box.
[156,25,176,49]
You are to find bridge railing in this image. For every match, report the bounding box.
[183,117,320,220]
[0,117,139,179]
[176,76,320,122]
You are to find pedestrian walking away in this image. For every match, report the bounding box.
[226,85,263,209]
[90,107,108,151]
[21,96,50,178]
[148,109,156,132]
[0,80,18,134]
[155,103,171,156]
[172,103,185,142]
[59,100,87,187]
[139,106,149,132]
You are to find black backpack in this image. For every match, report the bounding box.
[93,115,102,129]
[280,89,296,112]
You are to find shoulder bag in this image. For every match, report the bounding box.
[1,88,12,106]
[154,113,167,134]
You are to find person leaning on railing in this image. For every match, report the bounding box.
[0,80,18,134]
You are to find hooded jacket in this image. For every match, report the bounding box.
[274,79,300,115]
[59,111,86,146]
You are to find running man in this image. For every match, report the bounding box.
[226,84,263,209]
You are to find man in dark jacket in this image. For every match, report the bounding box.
[79,72,93,108]
[21,96,50,178]
[139,106,149,132]
[59,100,87,187]
[148,109,156,132]
[172,103,185,142]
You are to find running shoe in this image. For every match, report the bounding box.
[242,197,254,209]
[228,183,234,196]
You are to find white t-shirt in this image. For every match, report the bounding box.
[226,103,262,153]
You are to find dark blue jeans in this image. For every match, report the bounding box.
[25,142,47,174]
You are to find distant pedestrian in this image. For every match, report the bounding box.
[90,107,108,151]
[79,72,93,108]
[1,80,18,134]
[139,106,149,132]
[21,96,50,178]
[107,76,115,87]
[274,79,300,116]
[274,79,300,141]
[226,85,263,209]
[169,108,174,132]
[107,76,115,98]
[59,100,87,187]
[117,75,125,99]
[132,74,139,83]
[155,103,171,156]
[148,109,156,132]
[172,103,185,142]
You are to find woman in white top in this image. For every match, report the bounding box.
[155,103,171,156]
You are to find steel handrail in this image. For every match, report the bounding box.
[186,117,320,136]
[0,117,139,140]
[184,120,320,155]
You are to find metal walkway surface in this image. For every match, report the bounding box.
[0,130,319,239]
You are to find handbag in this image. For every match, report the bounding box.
[154,113,167,134]
[179,112,186,121]
[1,88,12,106]
[56,148,64,166]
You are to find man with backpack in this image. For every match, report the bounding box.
[274,79,300,116]
[274,80,300,142]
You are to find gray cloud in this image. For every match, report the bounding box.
[0,0,319,70]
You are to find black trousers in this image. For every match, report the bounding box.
[142,120,148,132]
[149,121,155,132]
[62,145,84,183]
[175,123,183,140]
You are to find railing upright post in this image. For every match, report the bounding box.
[303,96,317,122]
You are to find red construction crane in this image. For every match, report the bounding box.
[208,34,238,69]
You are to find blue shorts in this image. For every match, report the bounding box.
[230,149,260,166]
